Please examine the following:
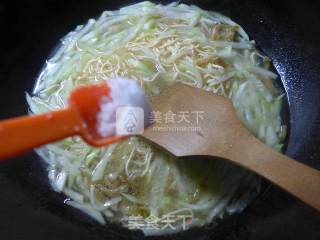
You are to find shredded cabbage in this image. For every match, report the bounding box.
[27,2,286,235]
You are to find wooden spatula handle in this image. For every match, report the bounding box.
[220,134,320,211]
[0,108,82,160]
[141,84,320,210]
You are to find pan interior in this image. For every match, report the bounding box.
[28,0,285,238]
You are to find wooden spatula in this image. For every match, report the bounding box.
[141,83,320,211]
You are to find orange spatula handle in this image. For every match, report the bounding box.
[0,108,83,160]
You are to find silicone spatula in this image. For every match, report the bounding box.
[0,83,123,160]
